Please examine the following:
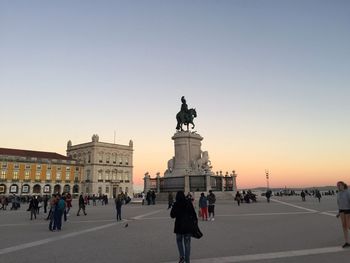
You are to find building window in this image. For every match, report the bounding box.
[106,186,109,193]
[119,157,122,165]
[125,187,129,193]
[65,171,70,180]
[1,163,7,169]
[14,163,19,169]
[0,170,6,180]
[25,164,31,169]
[25,171,30,180]
[56,172,61,180]
[88,153,91,163]
[37,164,41,170]
[13,171,19,180]
[112,170,116,180]
[47,164,51,170]
[113,154,117,164]
[66,166,70,172]
[98,187,102,194]
[75,167,79,172]
[98,171,103,181]
[99,152,103,163]
[57,166,61,171]
[86,170,90,181]
[46,171,51,180]
[36,172,41,180]
[105,171,110,181]
[125,157,129,165]
[106,153,110,164]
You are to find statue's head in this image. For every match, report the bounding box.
[181,96,186,103]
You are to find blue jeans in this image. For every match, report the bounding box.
[116,205,122,220]
[176,234,191,263]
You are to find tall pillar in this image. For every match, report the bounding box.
[169,131,203,177]
[143,172,150,193]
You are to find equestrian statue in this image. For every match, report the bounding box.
[176,96,197,131]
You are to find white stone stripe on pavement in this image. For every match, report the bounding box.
[142,211,315,220]
[0,221,120,255]
[270,199,337,217]
[270,199,318,213]
[163,246,347,263]
[131,209,163,220]
[0,209,163,255]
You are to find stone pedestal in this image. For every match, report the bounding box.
[167,131,203,177]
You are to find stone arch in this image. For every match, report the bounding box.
[0,184,6,194]
[73,184,79,194]
[54,184,61,194]
[33,184,41,194]
[63,184,70,193]
[22,184,30,194]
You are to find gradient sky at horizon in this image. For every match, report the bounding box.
[1,0,350,189]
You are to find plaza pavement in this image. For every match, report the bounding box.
[0,195,349,263]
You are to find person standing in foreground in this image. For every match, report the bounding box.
[198,193,208,221]
[336,181,350,248]
[207,190,216,221]
[171,191,197,263]
[115,192,124,221]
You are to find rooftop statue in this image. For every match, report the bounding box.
[176,96,197,131]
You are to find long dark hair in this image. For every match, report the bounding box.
[175,191,186,203]
[337,181,348,189]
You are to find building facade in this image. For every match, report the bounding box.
[66,134,134,198]
[0,148,83,196]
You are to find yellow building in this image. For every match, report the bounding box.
[0,148,83,196]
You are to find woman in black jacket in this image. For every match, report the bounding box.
[170,191,197,263]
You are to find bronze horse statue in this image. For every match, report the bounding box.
[176,108,197,131]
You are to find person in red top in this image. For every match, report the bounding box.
[65,193,72,215]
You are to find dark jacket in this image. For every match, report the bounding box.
[170,199,197,234]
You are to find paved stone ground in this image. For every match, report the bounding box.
[0,195,349,263]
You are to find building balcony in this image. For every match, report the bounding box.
[105,179,111,182]
[0,178,7,182]
[65,180,71,183]
[12,179,19,182]
[98,179,104,182]
[85,180,91,183]
[23,179,31,183]
[111,180,120,183]
[45,180,51,183]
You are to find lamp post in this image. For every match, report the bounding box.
[265,169,270,190]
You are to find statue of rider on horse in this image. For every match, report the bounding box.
[176,96,197,131]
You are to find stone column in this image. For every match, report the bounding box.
[232,170,237,192]
[184,173,190,194]
[156,172,160,193]
[206,173,211,192]
[143,172,150,193]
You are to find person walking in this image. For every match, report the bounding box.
[198,193,208,221]
[77,194,87,216]
[315,190,322,203]
[235,191,242,206]
[301,190,306,201]
[207,190,216,221]
[49,195,58,231]
[266,190,272,203]
[65,193,72,215]
[28,197,37,220]
[53,195,65,231]
[170,191,197,263]
[336,181,350,248]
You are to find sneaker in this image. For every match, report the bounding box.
[178,257,185,263]
[211,218,215,221]
[342,243,350,248]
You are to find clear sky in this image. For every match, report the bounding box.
[1,0,349,189]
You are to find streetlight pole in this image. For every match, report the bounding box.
[265,169,270,190]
